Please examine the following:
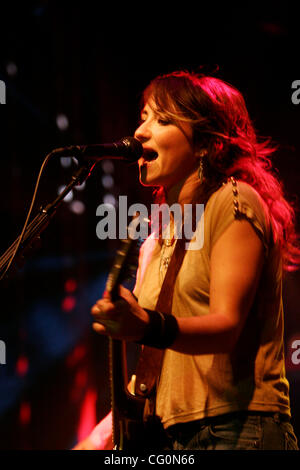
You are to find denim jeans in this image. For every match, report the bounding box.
[166,412,299,450]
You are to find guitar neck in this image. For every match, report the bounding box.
[103,223,147,449]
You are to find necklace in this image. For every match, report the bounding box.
[159,237,176,279]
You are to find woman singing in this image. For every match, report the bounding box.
[76,70,299,450]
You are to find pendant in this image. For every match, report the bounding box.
[161,256,170,270]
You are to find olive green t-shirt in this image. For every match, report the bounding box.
[134,181,290,429]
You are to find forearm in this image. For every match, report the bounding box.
[169,313,239,355]
[139,310,239,355]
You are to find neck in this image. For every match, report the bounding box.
[165,170,201,206]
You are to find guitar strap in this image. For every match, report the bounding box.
[134,235,188,408]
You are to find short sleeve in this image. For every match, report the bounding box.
[207,180,271,256]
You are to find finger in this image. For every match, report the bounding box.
[92,322,107,334]
[91,302,112,315]
[118,285,131,300]
[96,298,114,310]
[118,287,138,308]
[91,304,104,315]
[102,290,111,300]
[93,319,119,335]
[91,314,112,326]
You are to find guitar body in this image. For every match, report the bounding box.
[109,338,146,450]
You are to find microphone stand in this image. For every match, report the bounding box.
[0,161,96,282]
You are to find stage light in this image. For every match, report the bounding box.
[57,185,73,202]
[6,61,18,77]
[61,295,76,312]
[75,368,88,389]
[16,355,29,377]
[75,181,86,191]
[19,402,31,426]
[64,279,77,293]
[60,157,73,168]
[101,174,114,189]
[69,200,85,214]
[56,113,69,131]
[101,160,114,174]
[66,344,87,368]
[76,388,97,442]
[103,194,116,206]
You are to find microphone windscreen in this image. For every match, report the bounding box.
[121,137,143,162]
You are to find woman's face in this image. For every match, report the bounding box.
[134,98,198,190]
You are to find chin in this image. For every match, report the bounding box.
[139,166,155,187]
[139,177,160,188]
[139,164,170,189]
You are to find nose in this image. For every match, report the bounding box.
[134,120,151,143]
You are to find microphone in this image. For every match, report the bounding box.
[51,136,143,163]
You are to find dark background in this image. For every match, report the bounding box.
[0,2,299,449]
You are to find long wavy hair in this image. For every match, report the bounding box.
[142,70,300,272]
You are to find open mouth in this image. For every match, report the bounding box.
[142,148,159,162]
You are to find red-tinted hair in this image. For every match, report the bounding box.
[143,71,300,271]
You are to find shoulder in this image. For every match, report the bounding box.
[205,179,272,253]
[212,180,266,208]
[209,180,269,220]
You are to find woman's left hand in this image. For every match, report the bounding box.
[91,285,149,342]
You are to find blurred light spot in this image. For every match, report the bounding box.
[66,344,87,367]
[75,181,86,190]
[19,402,31,426]
[58,185,73,202]
[71,369,88,402]
[16,355,29,377]
[77,388,97,441]
[64,278,77,293]
[70,200,85,214]
[61,295,76,312]
[6,61,18,77]
[75,369,88,388]
[101,160,114,173]
[101,174,114,189]
[103,194,116,206]
[56,113,69,131]
[60,157,73,168]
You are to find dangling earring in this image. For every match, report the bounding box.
[197,150,207,183]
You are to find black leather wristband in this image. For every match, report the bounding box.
[136,309,179,349]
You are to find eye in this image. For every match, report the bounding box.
[157,117,171,126]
